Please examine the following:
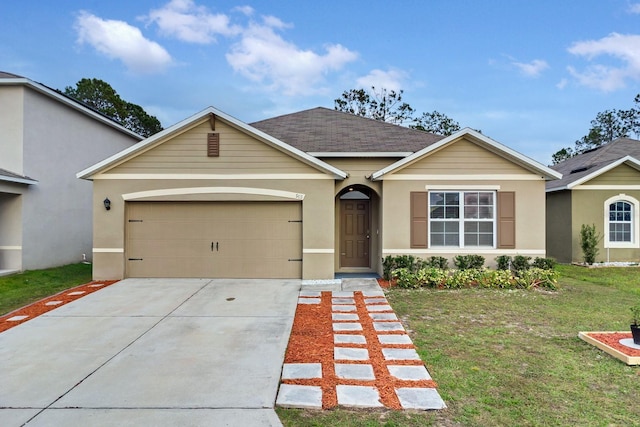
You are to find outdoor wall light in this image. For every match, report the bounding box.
[103,197,111,211]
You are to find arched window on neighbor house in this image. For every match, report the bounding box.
[604,195,640,248]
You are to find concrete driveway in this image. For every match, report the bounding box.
[0,278,301,427]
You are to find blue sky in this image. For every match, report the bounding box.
[3,0,640,164]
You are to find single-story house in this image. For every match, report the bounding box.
[546,137,640,263]
[0,72,142,274]
[78,106,561,280]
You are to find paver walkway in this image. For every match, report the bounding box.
[276,288,446,410]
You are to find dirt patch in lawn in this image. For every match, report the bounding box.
[0,280,118,333]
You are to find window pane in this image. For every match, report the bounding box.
[479,222,493,232]
[624,212,631,221]
[464,193,478,205]
[444,233,459,246]
[464,206,478,219]
[430,192,444,206]
[431,207,444,219]
[431,221,444,232]
[478,192,493,205]
[464,222,477,232]
[431,234,444,246]
[445,207,459,219]
[445,193,459,205]
[464,233,477,246]
[478,206,493,219]
[478,234,493,246]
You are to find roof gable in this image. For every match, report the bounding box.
[0,72,142,140]
[78,107,347,179]
[250,107,444,154]
[547,138,640,191]
[371,128,562,180]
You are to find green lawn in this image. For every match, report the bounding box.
[277,264,640,426]
[0,263,92,316]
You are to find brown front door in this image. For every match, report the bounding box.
[340,199,370,267]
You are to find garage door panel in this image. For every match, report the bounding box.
[126,201,302,278]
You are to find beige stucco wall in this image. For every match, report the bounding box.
[90,115,339,280]
[570,189,640,263]
[379,137,549,267]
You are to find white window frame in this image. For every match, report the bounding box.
[428,190,497,248]
[604,194,640,248]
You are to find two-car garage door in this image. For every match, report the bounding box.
[125,201,302,278]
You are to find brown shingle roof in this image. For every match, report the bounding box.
[548,137,640,190]
[250,107,444,153]
[0,71,24,78]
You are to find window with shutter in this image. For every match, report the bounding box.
[410,192,428,248]
[497,191,515,249]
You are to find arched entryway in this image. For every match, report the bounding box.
[335,185,380,274]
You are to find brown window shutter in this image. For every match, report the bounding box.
[207,133,220,157]
[497,191,516,249]
[410,192,428,248]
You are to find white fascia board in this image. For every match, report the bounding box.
[566,155,640,189]
[0,175,38,185]
[370,127,562,181]
[0,78,143,140]
[78,107,348,180]
[309,152,412,158]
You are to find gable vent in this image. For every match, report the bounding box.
[207,133,220,157]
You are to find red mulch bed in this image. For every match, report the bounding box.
[376,278,396,289]
[586,332,640,357]
[0,280,118,333]
[282,291,437,409]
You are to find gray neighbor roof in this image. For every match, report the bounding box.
[250,107,444,153]
[547,137,640,191]
[0,168,38,185]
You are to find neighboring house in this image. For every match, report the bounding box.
[78,106,560,280]
[546,137,640,263]
[0,72,142,274]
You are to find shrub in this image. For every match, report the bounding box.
[495,255,512,271]
[532,257,556,270]
[393,267,421,288]
[417,267,449,288]
[426,256,448,269]
[486,269,517,289]
[580,224,601,265]
[453,255,485,270]
[511,255,531,272]
[382,255,428,280]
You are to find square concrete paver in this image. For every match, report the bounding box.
[335,364,375,380]
[282,363,322,379]
[373,322,404,331]
[388,365,431,380]
[332,298,355,304]
[369,312,398,321]
[332,305,356,312]
[334,334,366,344]
[378,334,412,345]
[336,385,383,408]
[382,348,421,360]
[299,290,321,297]
[333,322,362,332]
[334,347,369,361]
[366,304,392,312]
[332,313,359,321]
[276,384,322,409]
[395,387,447,410]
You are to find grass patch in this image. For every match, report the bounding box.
[0,263,92,316]
[278,265,640,426]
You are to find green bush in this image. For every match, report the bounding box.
[453,255,485,270]
[580,224,601,265]
[426,256,448,269]
[393,267,421,288]
[382,255,428,280]
[495,255,512,271]
[512,255,531,272]
[532,257,556,270]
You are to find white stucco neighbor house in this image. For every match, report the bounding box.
[0,72,142,274]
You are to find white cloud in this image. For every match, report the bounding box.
[567,33,640,91]
[226,17,358,96]
[512,59,549,77]
[75,11,172,74]
[355,69,409,92]
[556,78,568,89]
[629,3,640,14]
[144,0,240,43]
